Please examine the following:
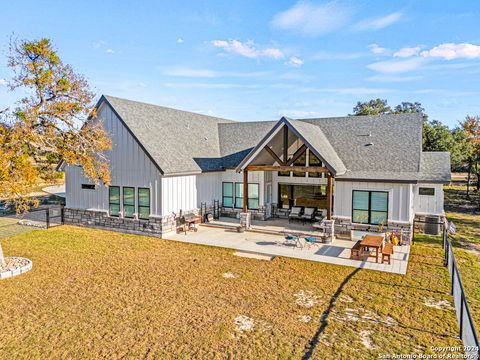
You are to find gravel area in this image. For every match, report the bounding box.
[0,257,30,272]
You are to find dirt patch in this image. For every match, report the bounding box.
[234,315,255,333]
[424,297,454,310]
[294,290,322,308]
[333,308,398,326]
[339,294,354,303]
[222,272,239,278]
[360,330,375,350]
[298,315,312,323]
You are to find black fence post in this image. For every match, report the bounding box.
[46,209,50,229]
[460,292,464,340]
[61,206,65,225]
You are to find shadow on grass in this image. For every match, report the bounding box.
[302,267,361,360]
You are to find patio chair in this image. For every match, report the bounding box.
[304,236,320,248]
[314,209,325,222]
[288,206,304,223]
[300,207,316,224]
[283,232,298,247]
[297,237,307,249]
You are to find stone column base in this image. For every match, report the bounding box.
[240,212,251,229]
[323,219,335,243]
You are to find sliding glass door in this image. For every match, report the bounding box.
[278,184,330,209]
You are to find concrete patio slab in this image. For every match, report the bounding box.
[166,225,410,275]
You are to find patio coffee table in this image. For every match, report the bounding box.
[360,235,384,263]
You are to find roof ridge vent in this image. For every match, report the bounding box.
[364,142,374,147]
[357,133,372,137]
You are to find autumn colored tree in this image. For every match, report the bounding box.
[460,116,480,197]
[0,38,111,212]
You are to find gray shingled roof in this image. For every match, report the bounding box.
[419,152,451,183]
[300,114,423,181]
[102,95,450,183]
[104,96,233,174]
[286,118,346,175]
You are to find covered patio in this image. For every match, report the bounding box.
[234,117,347,239]
[167,223,410,274]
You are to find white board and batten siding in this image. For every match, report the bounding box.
[412,183,444,216]
[334,181,413,223]
[65,103,162,215]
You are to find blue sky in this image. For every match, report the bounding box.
[1,0,480,127]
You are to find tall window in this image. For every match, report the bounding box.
[248,183,260,209]
[222,182,233,207]
[109,186,120,217]
[235,183,244,209]
[292,152,306,177]
[234,183,259,209]
[138,188,150,219]
[123,187,135,218]
[308,151,321,178]
[352,190,388,225]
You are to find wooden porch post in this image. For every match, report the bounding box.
[243,169,248,213]
[327,173,333,220]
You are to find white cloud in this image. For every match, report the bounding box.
[367,57,425,74]
[421,43,480,60]
[212,39,284,59]
[177,38,184,44]
[368,44,388,55]
[0,79,7,86]
[287,56,304,67]
[271,1,350,36]
[353,11,402,31]
[106,48,115,54]
[393,46,421,58]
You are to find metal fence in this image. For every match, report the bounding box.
[443,223,480,359]
[2,206,64,229]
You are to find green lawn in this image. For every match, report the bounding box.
[0,225,462,359]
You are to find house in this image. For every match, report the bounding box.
[62,95,451,240]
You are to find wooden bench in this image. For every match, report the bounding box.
[350,240,362,260]
[382,243,393,264]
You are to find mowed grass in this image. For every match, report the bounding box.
[0,225,462,359]
[442,181,480,330]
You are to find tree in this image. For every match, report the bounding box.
[393,102,427,120]
[422,120,455,152]
[450,128,472,172]
[0,38,112,264]
[351,99,392,116]
[460,116,480,197]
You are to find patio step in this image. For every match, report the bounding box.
[233,251,275,261]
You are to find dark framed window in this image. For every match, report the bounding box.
[293,151,306,177]
[419,187,435,196]
[308,151,322,178]
[247,183,260,209]
[222,182,233,208]
[234,182,260,209]
[81,184,95,190]
[352,190,388,225]
[234,182,244,209]
[138,188,150,219]
[109,186,120,217]
[123,187,135,218]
